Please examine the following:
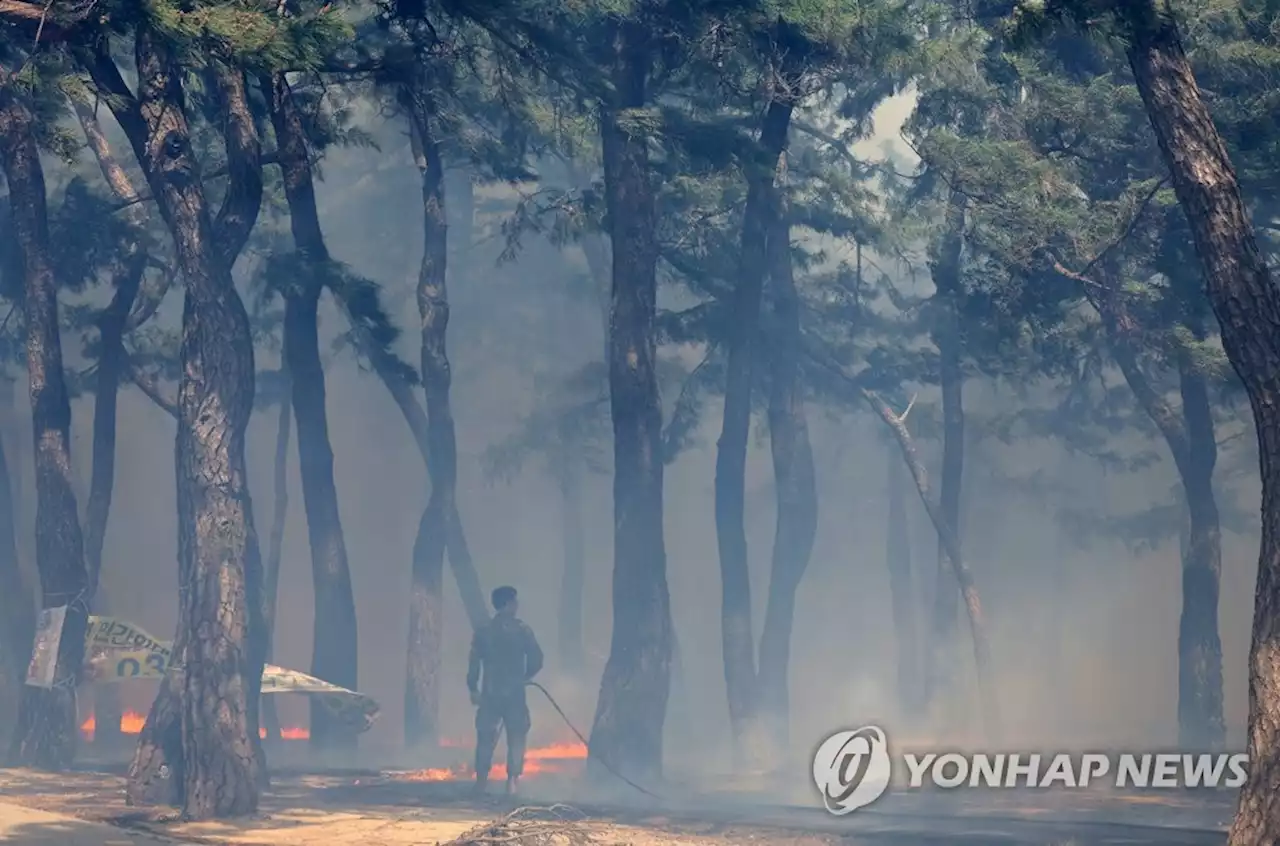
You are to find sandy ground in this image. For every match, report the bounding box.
[0,768,842,846]
[0,765,1234,846]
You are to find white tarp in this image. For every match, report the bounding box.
[83,616,380,732]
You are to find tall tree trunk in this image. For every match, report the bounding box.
[0,87,91,771]
[262,385,290,744]
[0,417,29,742]
[400,76,456,752]
[713,95,793,760]
[926,193,965,709]
[84,37,266,817]
[556,432,586,674]
[1061,252,1228,751]
[886,447,918,715]
[84,256,146,751]
[1114,9,1280,840]
[587,19,673,784]
[1053,239,1230,749]
[754,196,817,757]
[266,72,359,755]
[1174,336,1223,750]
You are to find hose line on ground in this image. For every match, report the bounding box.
[525,680,661,800]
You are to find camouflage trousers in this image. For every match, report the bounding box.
[475,689,531,781]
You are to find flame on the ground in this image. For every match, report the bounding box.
[397,740,588,782]
[80,712,309,741]
[79,711,148,739]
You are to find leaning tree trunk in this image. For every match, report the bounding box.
[328,284,489,631]
[713,95,793,762]
[84,35,267,817]
[1094,281,1226,752]
[754,197,817,757]
[1115,4,1280,837]
[266,72,360,755]
[261,384,290,744]
[0,87,91,771]
[863,390,997,740]
[1081,0,1277,762]
[885,446,919,716]
[926,192,965,710]
[587,19,674,784]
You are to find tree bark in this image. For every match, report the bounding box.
[1174,335,1224,751]
[87,260,147,751]
[754,196,817,756]
[400,76,455,752]
[587,19,673,784]
[0,419,30,742]
[0,87,91,771]
[926,193,965,708]
[262,384,290,744]
[862,390,997,740]
[885,447,919,716]
[265,72,359,755]
[713,95,793,759]
[84,36,266,817]
[1112,5,1280,839]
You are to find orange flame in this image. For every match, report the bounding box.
[397,740,587,782]
[80,712,310,741]
[79,711,147,739]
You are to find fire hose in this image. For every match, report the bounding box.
[524,680,661,800]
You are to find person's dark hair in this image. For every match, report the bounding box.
[491,585,517,611]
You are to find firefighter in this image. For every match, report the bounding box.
[467,585,544,796]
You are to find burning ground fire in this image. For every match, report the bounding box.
[79,713,588,780]
[80,712,308,741]
[395,739,588,782]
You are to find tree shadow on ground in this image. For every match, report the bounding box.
[0,815,177,845]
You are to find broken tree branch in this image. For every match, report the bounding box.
[861,387,998,741]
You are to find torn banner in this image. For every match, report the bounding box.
[82,616,379,732]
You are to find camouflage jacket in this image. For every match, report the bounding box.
[467,613,544,698]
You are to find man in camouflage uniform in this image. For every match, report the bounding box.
[468,585,544,795]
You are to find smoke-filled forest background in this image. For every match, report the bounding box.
[3,94,1264,756]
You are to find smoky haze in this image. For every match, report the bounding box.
[6,93,1258,784]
